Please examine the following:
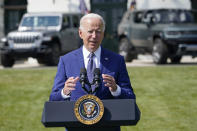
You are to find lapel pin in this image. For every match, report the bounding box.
[105,58,108,60]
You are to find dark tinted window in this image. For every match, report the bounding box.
[134,12,143,23]
[149,10,196,23]
[63,16,70,27]
[72,15,79,27]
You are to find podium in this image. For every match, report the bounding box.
[41,99,140,129]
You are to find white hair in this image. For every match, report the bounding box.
[79,13,105,32]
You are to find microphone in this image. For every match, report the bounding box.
[93,68,101,88]
[80,68,87,89]
[80,68,91,93]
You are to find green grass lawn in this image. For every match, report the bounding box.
[0,66,197,131]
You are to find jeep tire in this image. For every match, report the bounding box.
[37,58,46,65]
[119,38,134,62]
[152,38,168,64]
[46,43,60,66]
[1,54,15,67]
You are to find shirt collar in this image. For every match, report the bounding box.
[83,46,101,59]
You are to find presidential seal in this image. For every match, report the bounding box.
[74,94,104,125]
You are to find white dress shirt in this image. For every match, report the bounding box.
[83,46,101,69]
[61,46,121,99]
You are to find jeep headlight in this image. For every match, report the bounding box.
[166,31,181,36]
[1,37,7,42]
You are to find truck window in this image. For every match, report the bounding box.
[72,15,79,28]
[63,16,70,27]
[134,12,143,23]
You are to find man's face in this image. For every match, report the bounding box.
[79,17,104,52]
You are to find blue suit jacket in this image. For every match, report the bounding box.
[49,47,135,101]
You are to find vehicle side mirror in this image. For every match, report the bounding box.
[150,16,156,24]
[145,16,156,27]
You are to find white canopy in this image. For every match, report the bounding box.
[27,0,90,13]
[128,0,191,10]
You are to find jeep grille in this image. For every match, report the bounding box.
[11,35,39,43]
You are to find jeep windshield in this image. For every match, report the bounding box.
[20,16,60,30]
[151,10,197,24]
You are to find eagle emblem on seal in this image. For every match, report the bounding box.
[83,101,96,118]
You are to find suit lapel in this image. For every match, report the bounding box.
[100,47,110,73]
[75,47,85,69]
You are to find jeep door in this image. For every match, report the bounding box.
[69,15,82,49]
[60,15,74,52]
[130,11,152,48]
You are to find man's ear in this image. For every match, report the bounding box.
[78,29,83,39]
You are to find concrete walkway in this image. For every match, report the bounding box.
[1,55,197,69]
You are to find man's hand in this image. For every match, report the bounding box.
[63,77,79,95]
[102,74,117,92]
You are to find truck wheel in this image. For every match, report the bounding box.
[170,56,182,64]
[1,54,15,67]
[119,38,134,62]
[47,44,60,66]
[152,38,168,64]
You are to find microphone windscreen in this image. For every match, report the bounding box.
[94,68,100,75]
[80,68,87,75]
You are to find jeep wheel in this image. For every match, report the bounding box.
[170,56,182,64]
[47,44,60,66]
[152,38,168,64]
[119,38,134,62]
[1,54,15,67]
[37,58,46,64]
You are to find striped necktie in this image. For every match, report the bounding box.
[87,53,96,90]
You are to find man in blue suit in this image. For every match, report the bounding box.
[49,13,136,131]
